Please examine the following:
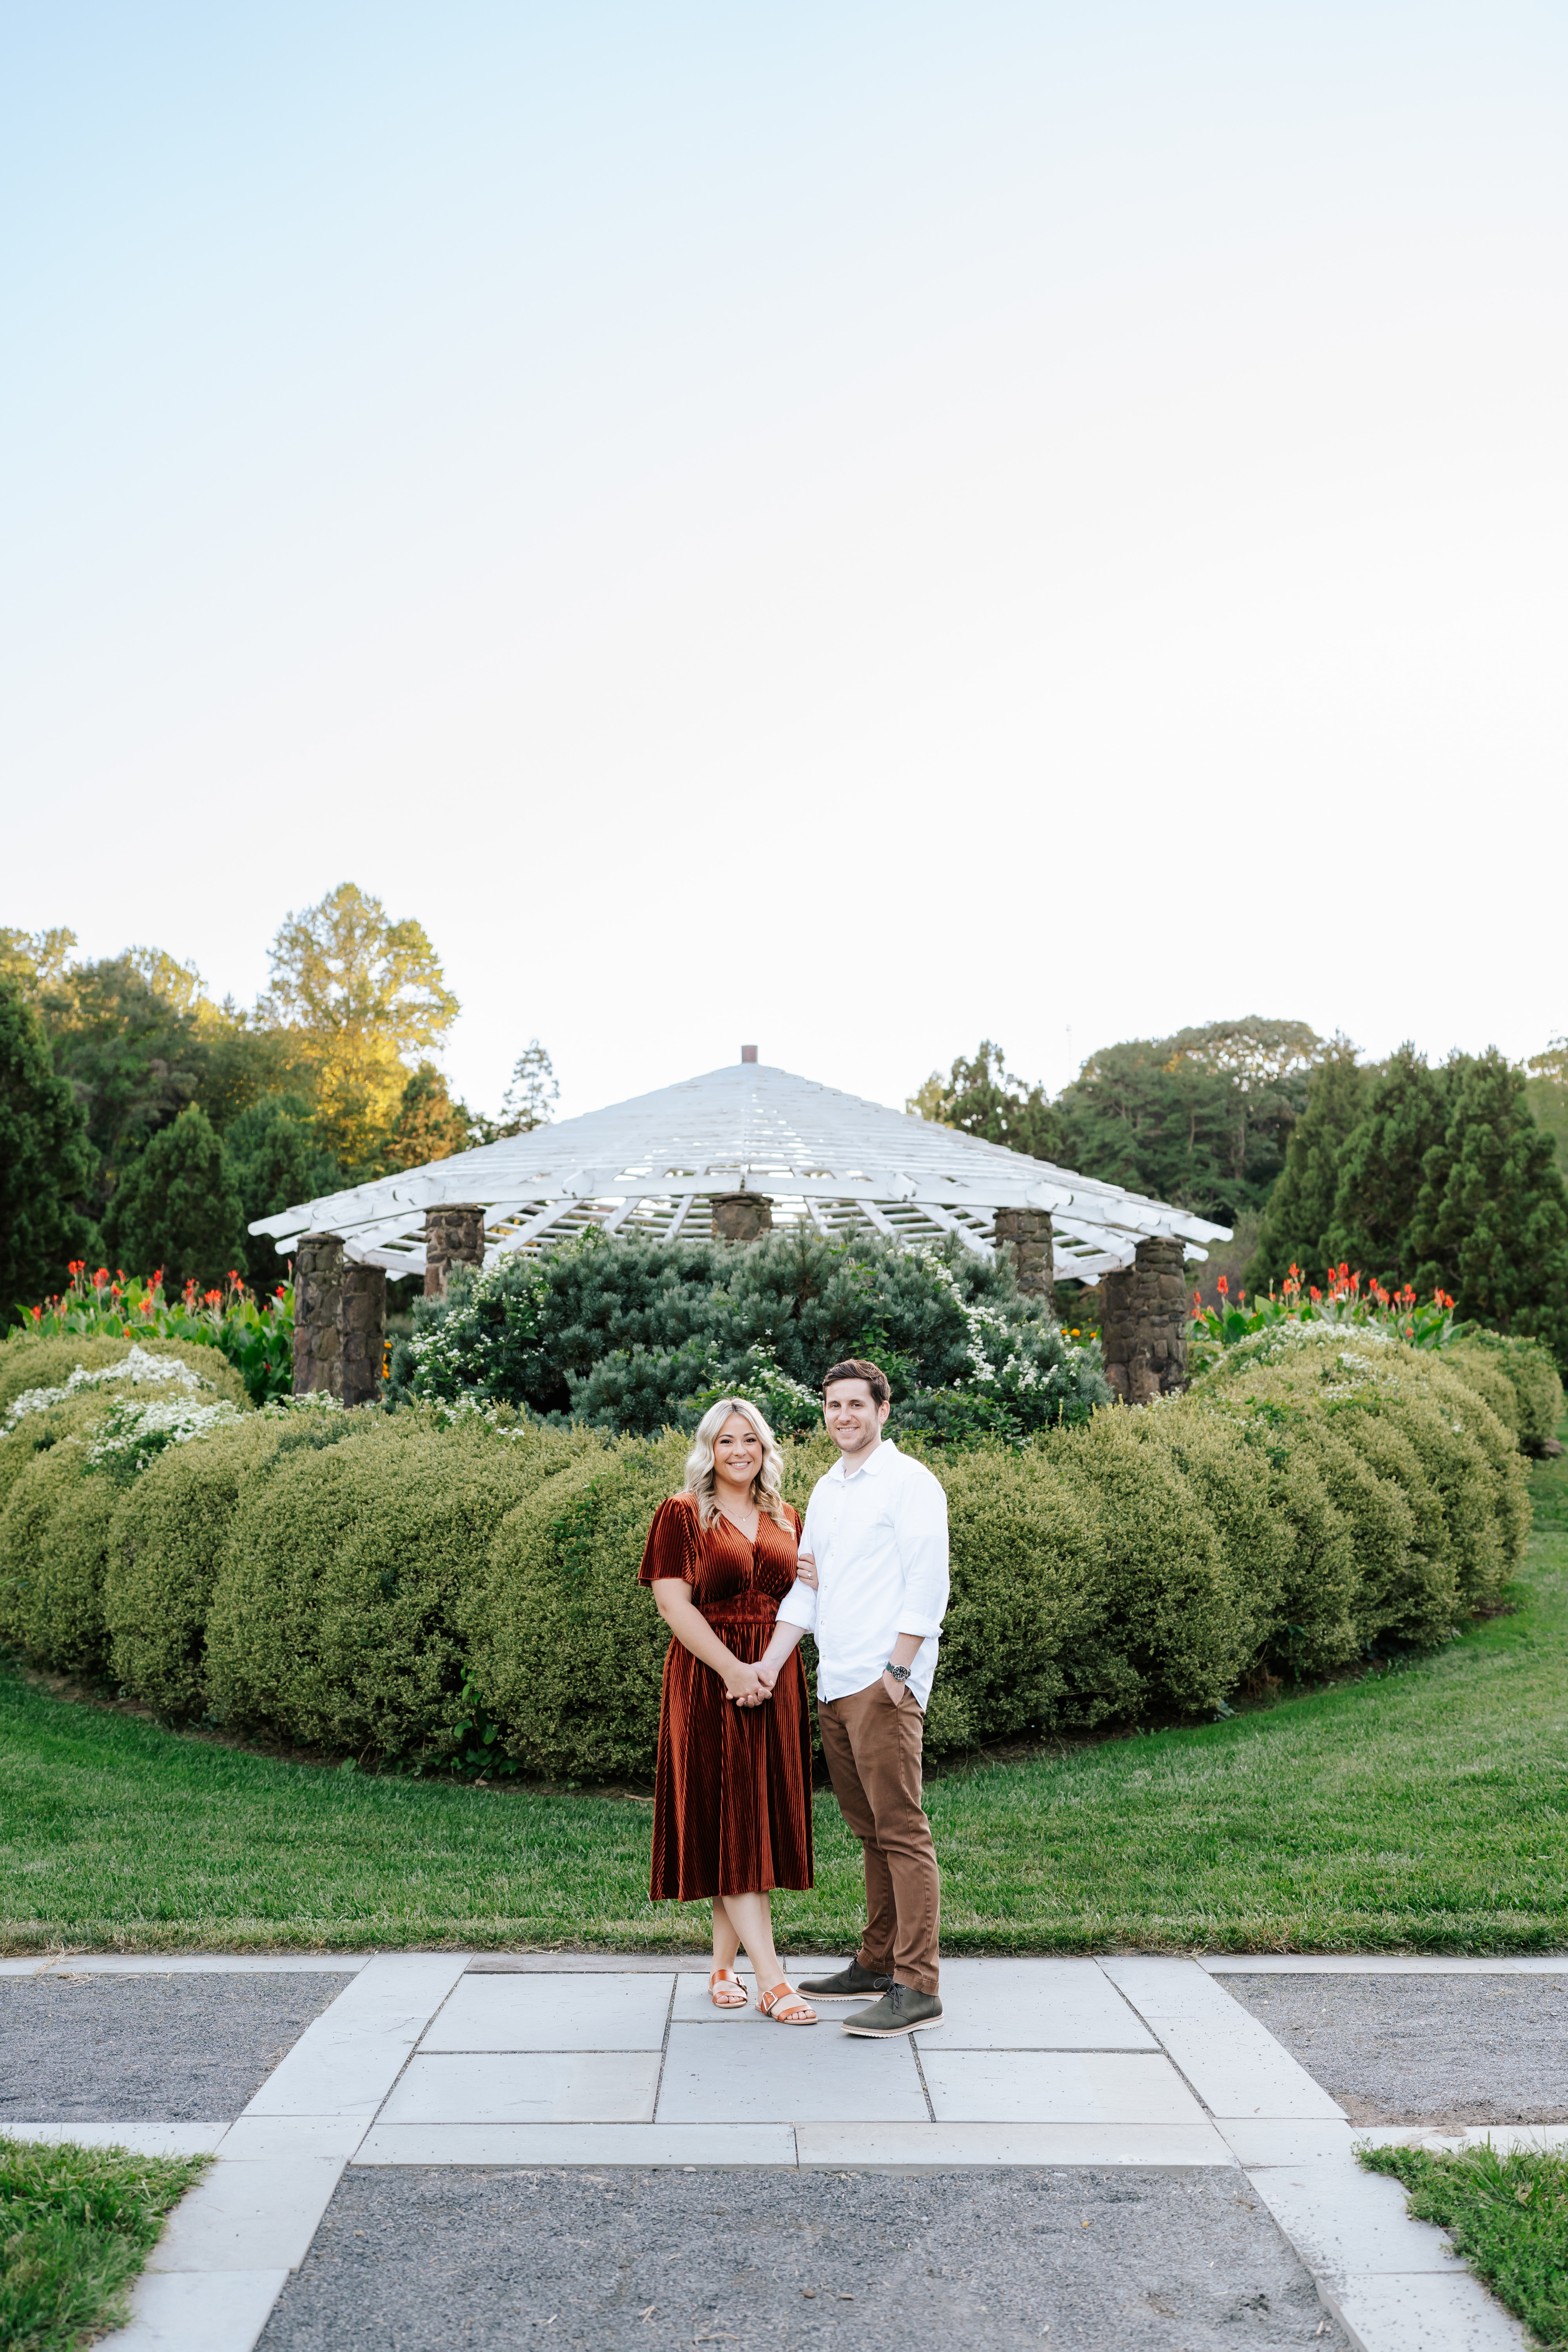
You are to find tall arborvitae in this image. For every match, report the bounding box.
[0,978,99,1306]
[103,1103,249,1290]
[1407,1049,1568,1369]
[1247,1039,1367,1291]
[1323,1045,1457,1285]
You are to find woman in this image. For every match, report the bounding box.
[639,1397,817,2023]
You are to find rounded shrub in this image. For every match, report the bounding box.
[1190,1392,1363,1676]
[921,1441,1102,1752]
[1196,1325,1528,1618]
[1419,1355,1532,1578]
[0,1392,108,1528]
[1447,1331,1564,1454]
[206,1414,603,1759]
[464,1431,687,1782]
[1042,1407,1246,1719]
[1439,1343,1521,1439]
[1119,1401,1289,1670]
[0,1424,120,1676]
[0,1334,245,1417]
[104,1415,294,1717]
[1326,1405,1459,1646]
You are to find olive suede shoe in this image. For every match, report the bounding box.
[840,1982,944,2037]
[796,1958,890,2001]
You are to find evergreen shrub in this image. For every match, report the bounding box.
[1194,1325,1527,1618]
[0,1313,1543,1779]
[1042,1410,1249,1719]
[0,1334,246,1419]
[105,1416,292,1717]
[0,1426,120,1676]
[1447,1331,1564,1455]
[461,1433,688,1781]
[396,1229,1109,1439]
[920,1443,1102,1752]
[205,1415,602,1759]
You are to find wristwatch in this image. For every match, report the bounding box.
[884,1661,911,1682]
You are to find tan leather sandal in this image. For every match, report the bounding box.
[708,1967,748,2009]
[756,1981,817,2025]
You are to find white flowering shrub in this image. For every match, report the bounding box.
[1,1343,214,1437]
[86,1396,249,1481]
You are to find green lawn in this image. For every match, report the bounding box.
[2,1446,1565,1956]
[1360,2144,1568,2350]
[0,2135,210,2352]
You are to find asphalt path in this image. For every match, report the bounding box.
[256,2164,1350,2352]
[0,1970,353,2122]
[1220,1971,1568,2129]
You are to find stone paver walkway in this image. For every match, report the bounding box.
[5,1951,1563,2352]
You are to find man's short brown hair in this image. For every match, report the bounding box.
[821,1357,890,1407]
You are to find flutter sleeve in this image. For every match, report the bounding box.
[639,1494,701,1585]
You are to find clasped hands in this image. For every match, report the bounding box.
[722,1548,818,1710]
[726,1661,777,1709]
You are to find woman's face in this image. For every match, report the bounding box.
[713,1413,763,1486]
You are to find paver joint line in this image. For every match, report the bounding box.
[45,1953,1548,2350]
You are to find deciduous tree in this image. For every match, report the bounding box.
[908,1041,1062,1161]
[261,884,459,1171]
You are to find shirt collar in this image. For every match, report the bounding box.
[830,1440,896,1482]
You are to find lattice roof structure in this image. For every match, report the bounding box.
[250,1057,1230,1283]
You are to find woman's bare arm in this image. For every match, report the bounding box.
[650,1579,766,1705]
[754,1617,808,1693]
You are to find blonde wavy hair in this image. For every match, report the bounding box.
[684,1397,791,1531]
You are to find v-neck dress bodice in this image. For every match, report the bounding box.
[638,1493,815,1901]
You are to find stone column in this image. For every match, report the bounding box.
[292,1234,344,1398]
[1101,1237,1190,1404]
[993,1207,1055,1297]
[424,1203,488,1298]
[710,1192,773,1243]
[339,1263,387,1410]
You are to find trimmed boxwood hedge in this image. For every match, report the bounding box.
[0,1335,247,1417]
[0,1320,1548,1777]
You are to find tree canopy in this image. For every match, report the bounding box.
[103,1103,250,1291]
[260,882,461,1169]
[0,978,98,1308]
[907,1041,1061,1160]
[916,1018,1323,1223]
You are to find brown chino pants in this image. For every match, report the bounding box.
[817,1678,941,1996]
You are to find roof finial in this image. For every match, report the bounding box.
[740,1044,757,1064]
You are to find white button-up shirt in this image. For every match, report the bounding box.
[775,1441,949,1710]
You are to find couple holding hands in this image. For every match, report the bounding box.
[639,1358,949,2034]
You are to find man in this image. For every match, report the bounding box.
[756,1358,949,2037]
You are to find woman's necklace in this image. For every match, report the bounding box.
[715,1491,760,1542]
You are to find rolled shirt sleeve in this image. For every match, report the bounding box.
[774,1494,819,1631]
[892,1471,949,1639]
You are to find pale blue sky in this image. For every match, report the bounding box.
[4,3,1563,1119]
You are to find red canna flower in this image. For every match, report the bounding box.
[1217,1275,1229,1295]
[1310,1285,1321,1301]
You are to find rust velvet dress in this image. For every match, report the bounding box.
[639,1494,815,1902]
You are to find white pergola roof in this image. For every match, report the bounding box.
[250,1059,1230,1283]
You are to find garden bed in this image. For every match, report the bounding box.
[0,1441,1563,1956]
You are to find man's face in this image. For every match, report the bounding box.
[823,1379,890,1454]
